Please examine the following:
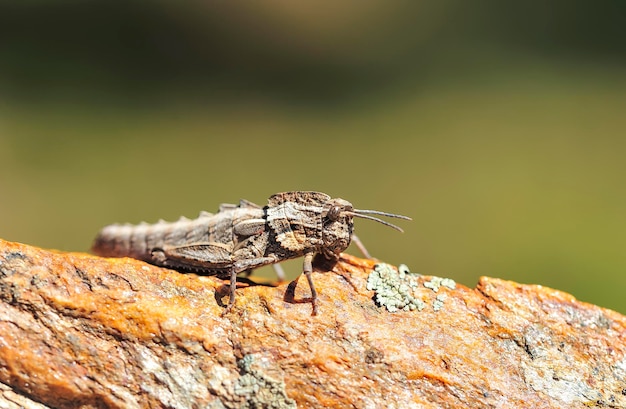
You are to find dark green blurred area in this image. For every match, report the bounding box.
[1,2,625,312]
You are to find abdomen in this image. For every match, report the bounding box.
[92,216,214,264]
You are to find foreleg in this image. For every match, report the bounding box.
[302,252,318,315]
[350,234,372,259]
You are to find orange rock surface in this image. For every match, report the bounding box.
[1,238,625,408]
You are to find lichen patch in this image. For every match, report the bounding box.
[367,263,456,313]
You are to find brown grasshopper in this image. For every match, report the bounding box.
[92,191,410,315]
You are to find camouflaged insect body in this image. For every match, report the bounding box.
[93,191,409,314]
[266,192,354,261]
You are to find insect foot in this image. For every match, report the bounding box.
[92,191,411,315]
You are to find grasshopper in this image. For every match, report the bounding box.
[92,191,410,315]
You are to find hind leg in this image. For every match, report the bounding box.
[223,266,238,315]
[222,256,278,314]
[302,252,318,315]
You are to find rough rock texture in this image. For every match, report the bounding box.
[0,238,625,409]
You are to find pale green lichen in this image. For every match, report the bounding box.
[368,263,456,313]
[433,294,447,312]
[397,263,414,276]
[442,278,456,289]
[233,355,296,409]
[423,276,457,293]
[367,263,425,312]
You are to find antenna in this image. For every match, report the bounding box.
[344,209,411,232]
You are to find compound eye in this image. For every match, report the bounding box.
[328,205,342,221]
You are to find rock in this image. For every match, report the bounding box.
[0,238,625,408]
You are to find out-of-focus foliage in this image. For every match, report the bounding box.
[1,1,625,312]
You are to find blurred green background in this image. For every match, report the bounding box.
[1,1,625,312]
